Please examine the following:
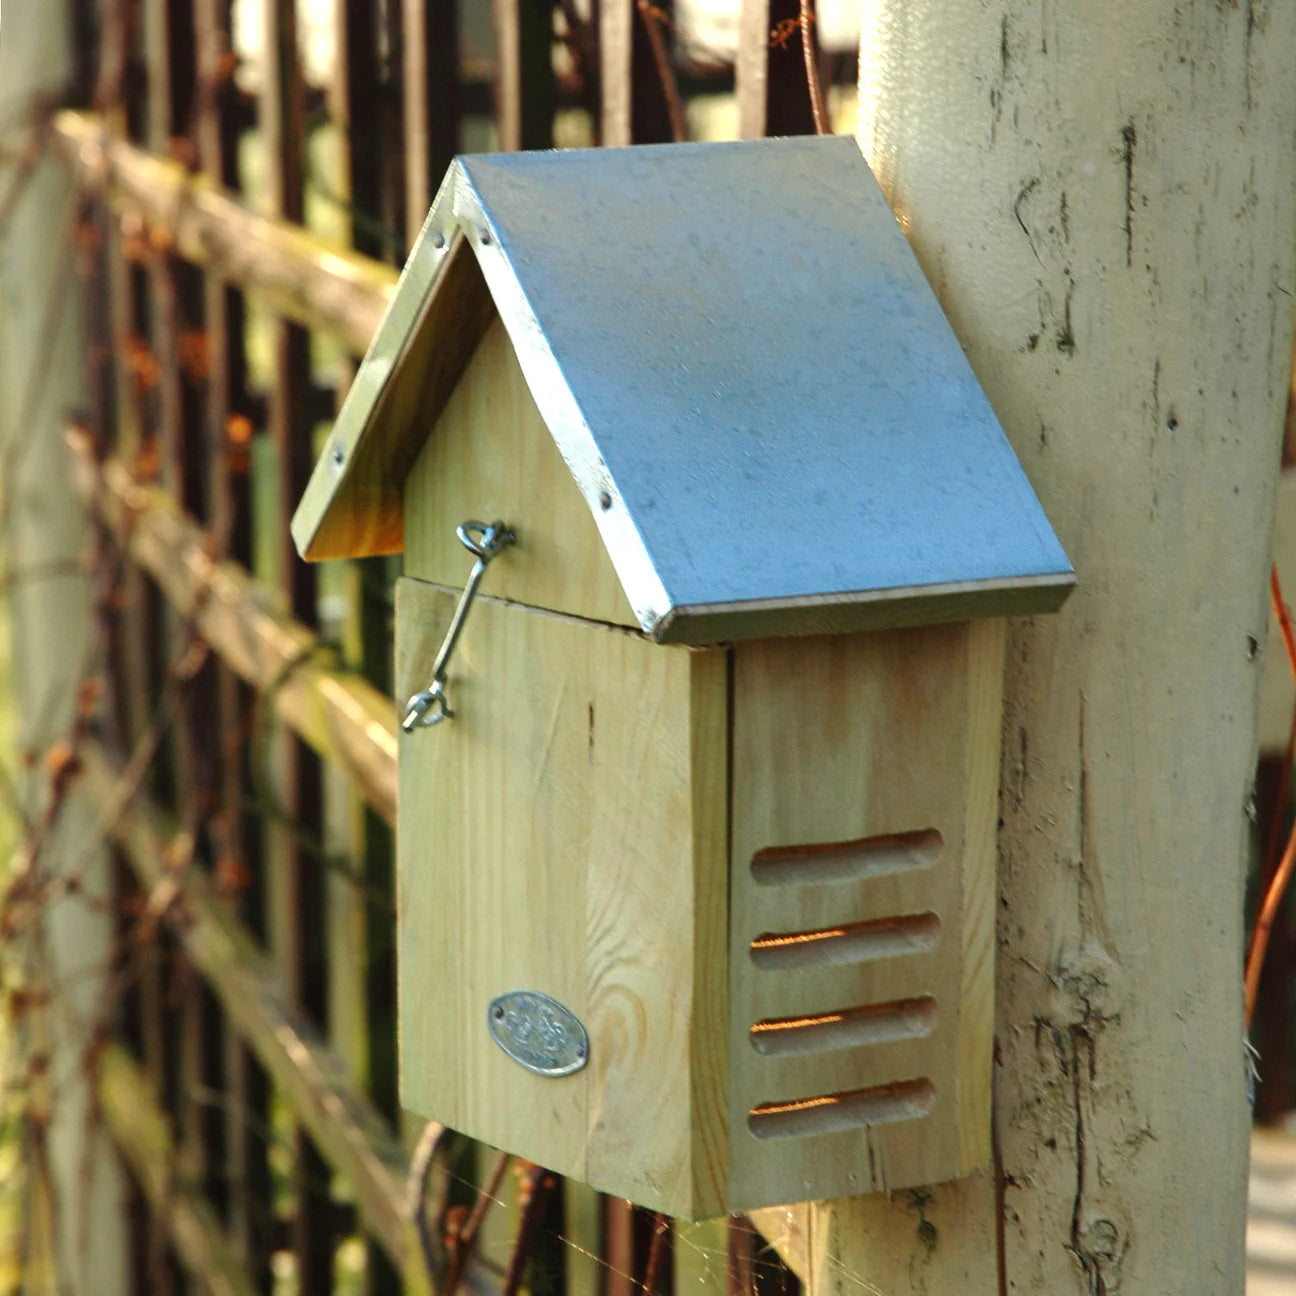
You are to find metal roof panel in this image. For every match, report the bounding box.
[293,136,1073,641]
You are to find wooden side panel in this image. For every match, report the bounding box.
[395,579,726,1218]
[403,317,638,629]
[956,618,1004,1172]
[686,649,733,1217]
[726,620,1003,1210]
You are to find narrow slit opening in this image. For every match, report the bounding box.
[749,997,938,1056]
[750,912,941,971]
[751,830,943,887]
[748,1079,935,1141]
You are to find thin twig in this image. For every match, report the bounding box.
[798,0,829,134]
[636,0,688,142]
[444,1150,512,1296]
[1261,702,1296,893]
[641,1211,670,1296]
[1246,564,1296,1026]
[500,1163,554,1296]
[1272,562,1296,680]
[1247,813,1296,1026]
[1262,566,1296,892]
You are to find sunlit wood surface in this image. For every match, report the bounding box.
[1251,1130,1296,1293]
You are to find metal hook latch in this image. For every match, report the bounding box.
[402,519,515,731]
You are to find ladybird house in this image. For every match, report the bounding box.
[291,136,1073,1220]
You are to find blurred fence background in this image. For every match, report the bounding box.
[0,0,860,1290]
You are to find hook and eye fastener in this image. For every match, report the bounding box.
[402,519,516,732]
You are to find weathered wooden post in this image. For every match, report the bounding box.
[0,3,128,1290]
[803,2,1296,1290]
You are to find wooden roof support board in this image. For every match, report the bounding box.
[81,744,439,1295]
[51,110,396,354]
[68,439,398,824]
[99,1046,259,1296]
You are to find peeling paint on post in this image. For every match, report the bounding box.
[807,1,1296,1292]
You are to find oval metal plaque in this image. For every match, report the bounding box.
[488,991,589,1077]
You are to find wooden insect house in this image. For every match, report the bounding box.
[291,136,1073,1220]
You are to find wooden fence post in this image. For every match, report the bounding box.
[806,4,1296,1291]
[0,3,129,1292]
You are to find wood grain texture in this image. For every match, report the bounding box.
[727,621,1003,1211]
[395,579,727,1218]
[403,317,638,629]
[301,234,497,561]
[811,1,1296,1291]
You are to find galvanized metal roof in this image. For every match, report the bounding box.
[292,135,1073,643]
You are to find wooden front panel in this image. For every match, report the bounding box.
[395,578,729,1218]
[727,620,1004,1210]
[403,318,639,629]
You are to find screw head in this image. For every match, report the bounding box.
[479,228,492,246]
[432,231,446,249]
[331,444,345,465]
[598,490,612,510]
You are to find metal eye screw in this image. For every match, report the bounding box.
[402,519,515,731]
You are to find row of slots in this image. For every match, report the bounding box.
[746,829,942,1141]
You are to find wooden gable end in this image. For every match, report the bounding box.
[403,316,638,630]
[295,236,495,561]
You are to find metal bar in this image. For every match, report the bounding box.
[80,743,441,1292]
[403,0,460,238]
[259,3,332,1282]
[333,6,404,1288]
[91,4,162,1285]
[193,0,265,1275]
[402,521,515,731]
[99,1045,258,1296]
[138,2,190,1287]
[599,0,675,145]
[51,110,396,354]
[145,0,221,1254]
